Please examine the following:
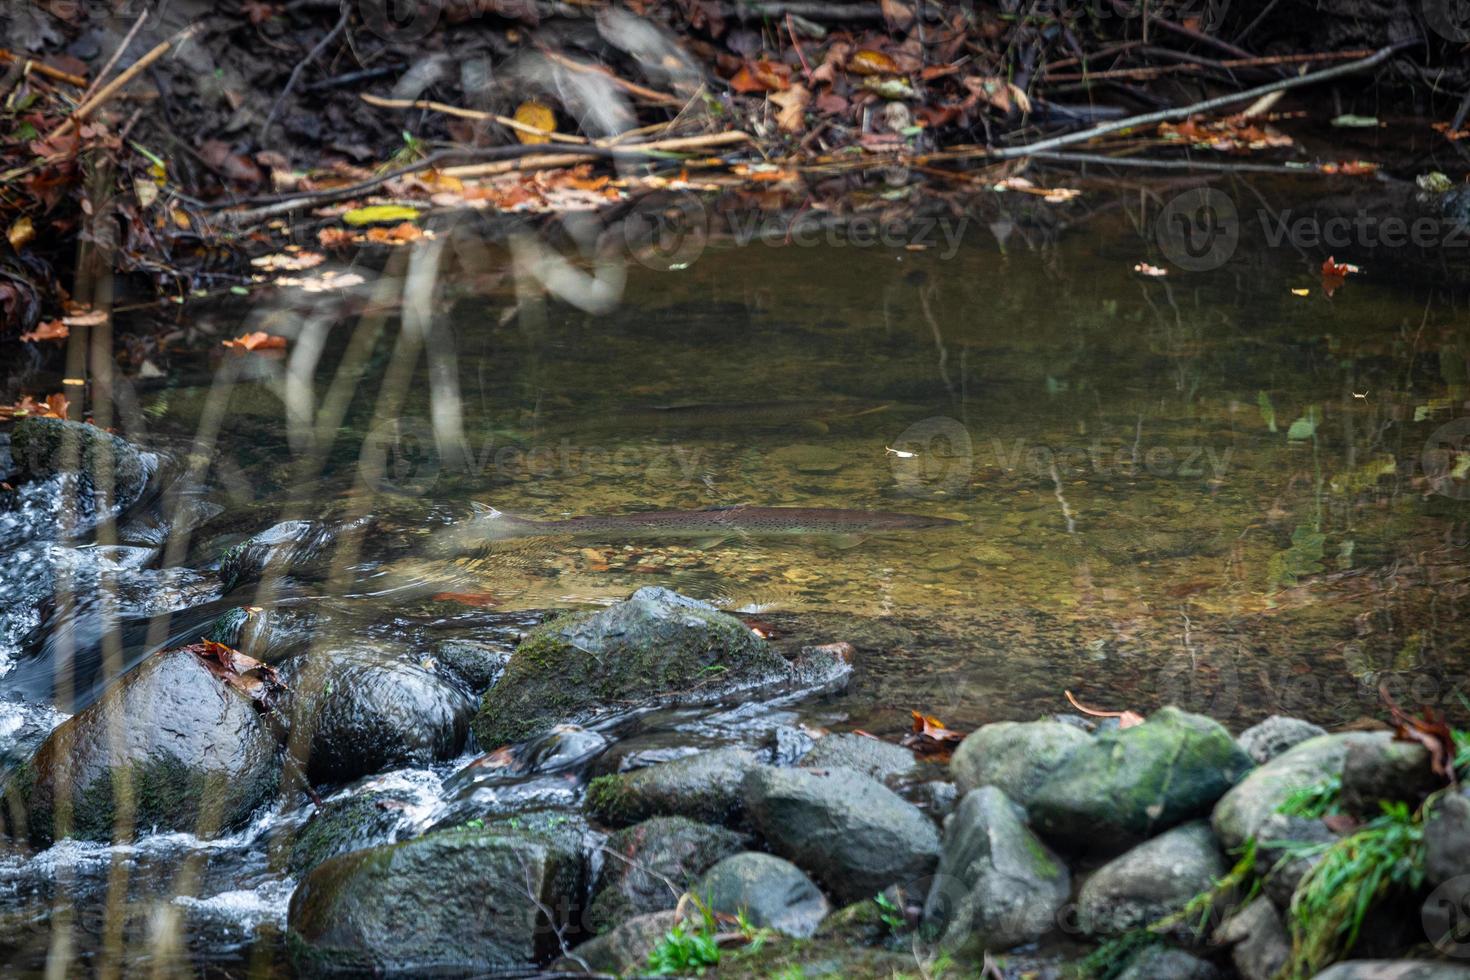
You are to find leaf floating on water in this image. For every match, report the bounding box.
[180,638,286,710]
[341,204,423,226]
[222,331,287,351]
[1063,690,1144,728]
[901,709,966,757]
[512,100,556,145]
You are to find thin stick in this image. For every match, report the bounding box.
[1012,150,1377,175]
[539,50,682,106]
[259,4,349,144]
[992,42,1412,161]
[1042,47,1379,83]
[79,8,149,106]
[46,26,199,139]
[0,49,88,87]
[439,130,751,178]
[359,93,589,144]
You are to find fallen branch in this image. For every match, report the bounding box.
[439,129,752,178]
[1042,47,1381,83]
[539,50,684,106]
[359,93,590,144]
[993,41,1415,160]
[46,24,202,139]
[0,49,88,87]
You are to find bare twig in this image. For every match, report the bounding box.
[259,3,349,144]
[359,93,589,144]
[46,25,202,139]
[539,50,683,106]
[0,49,88,87]
[79,9,149,106]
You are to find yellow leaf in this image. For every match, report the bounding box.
[513,100,556,145]
[1291,288,1310,296]
[342,205,423,226]
[8,216,34,251]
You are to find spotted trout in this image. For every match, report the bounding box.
[431,504,960,553]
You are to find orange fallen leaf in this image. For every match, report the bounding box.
[20,319,69,343]
[901,709,967,758]
[222,331,288,351]
[0,393,70,420]
[1064,689,1144,728]
[180,638,286,709]
[848,49,901,76]
[730,59,791,93]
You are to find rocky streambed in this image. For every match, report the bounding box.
[3,418,1470,979]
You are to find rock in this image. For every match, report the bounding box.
[950,720,1090,806]
[802,733,917,783]
[1078,821,1226,936]
[207,604,319,664]
[922,786,1070,955]
[814,894,899,946]
[742,766,940,904]
[1028,707,1253,850]
[768,724,816,766]
[1238,716,1328,764]
[694,852,830,938]
[585,747,758,828]
[431,637,511,696]
[588,816,745,933]
[913,780,959,820]
[3,648,279,844]
[569,909,678,974]
[1311,963,1470,980]
[287,827,583,975]
[1115,944,1222,980]
[1340,737,1437,817]
[1214,897,1289,980]
[281,647,471,786]
[433,726,607,828]
[1425,792,1470,886]
[1213,733,1392,850]
[218,520,344,591]
[1253,811,1334,907]
[285,790,413,875]
[472,587,831,748]
[9,417,154,527]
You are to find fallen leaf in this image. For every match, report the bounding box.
[0,393,69,420]
[19,319,68,342]
[222,331,287,351]
[8,216,35,251]
[1064,689,1144,728]
[1134,262,1168,277]
[1291,287,1311,296]
[1381,681,1457,785]
[1321,256,1360,277]
[730,59,791,93]
[770,84,811,133]
[848,49,900,76]
[180,638,286,709]
[901,709,967,758]
[342,204,423,226]
[513,100,556,145]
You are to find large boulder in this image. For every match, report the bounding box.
[588,816,745,933]
[742,766,940,904]
[949,720,1090,805]
[922,786,1070,955]
[585,747,759,828]
[1237,716,1327,765]
[281,647,472,786]
[802,733,917,784]
[694,852,830,938]
[1027,707,1253,850]
[472,588,842,748]
[287,827,583,975]
[2,648,279,844]
[9,417,154,527]
[1213,733,1391,850]
[1078,821,1227,936]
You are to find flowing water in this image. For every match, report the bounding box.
[1,180,1468,973]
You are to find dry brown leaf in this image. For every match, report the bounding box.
[770,84,811,133]
[180,639,286,709]
[19,319,68,343]
[222,331,288,351]
[901,709,967,759]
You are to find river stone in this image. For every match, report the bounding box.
[742,765,940,905]
[287,827,583,975]
[282,648,471,786]
[588,816,745,933]
[922,786,1070,955]
[1237,716,1328,764]
[286,790,414,874]
[802,733,917,783]
[4,649,279,844]
[949,720,1090,805]
[584,747,759,828]
[471,587,796,748]
[1213,732,1392,850]
[1214,896,1289,980]
[1254,810,1334,908]
[1339,736,1437,817]
[1312,964,1470,980]
[1078,821,1226,936]
[695,851,830,938]
[207,604,318,664]
[1115,945,1222,980]
[431,638,511,696]
[9,417,154,526]
[569,909,679,973]
[1027,707,1252,850]
[1426,792,1470,886]
[219,520,343,591]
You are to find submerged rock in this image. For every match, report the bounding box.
[3,648,279,844]
[287,827,583,975]
[431,637,512,696]
[472,587,841,748]
[802,733,917,784]
[922,786,1070,955]
[218,520,345,591]
[1311,962,1470,980]
[585,746,759,828]
[9,417,154,528]
[695,851,831,938]
[742,765,940,904]
[949,720,1089,806]
[588,816,745,933]
[281,647,471,786]
[1237,716,1327,765]
[207,603,319,664]
[1077,821,1226,936]
[1027,707,1252,850]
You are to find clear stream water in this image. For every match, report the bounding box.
[0,179,1467,974]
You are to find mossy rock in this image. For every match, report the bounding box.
[584,747,759,828]
[472,588,791,748]
[286,790,412,875]
[10,417,153,524]
[587,816,745,933]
